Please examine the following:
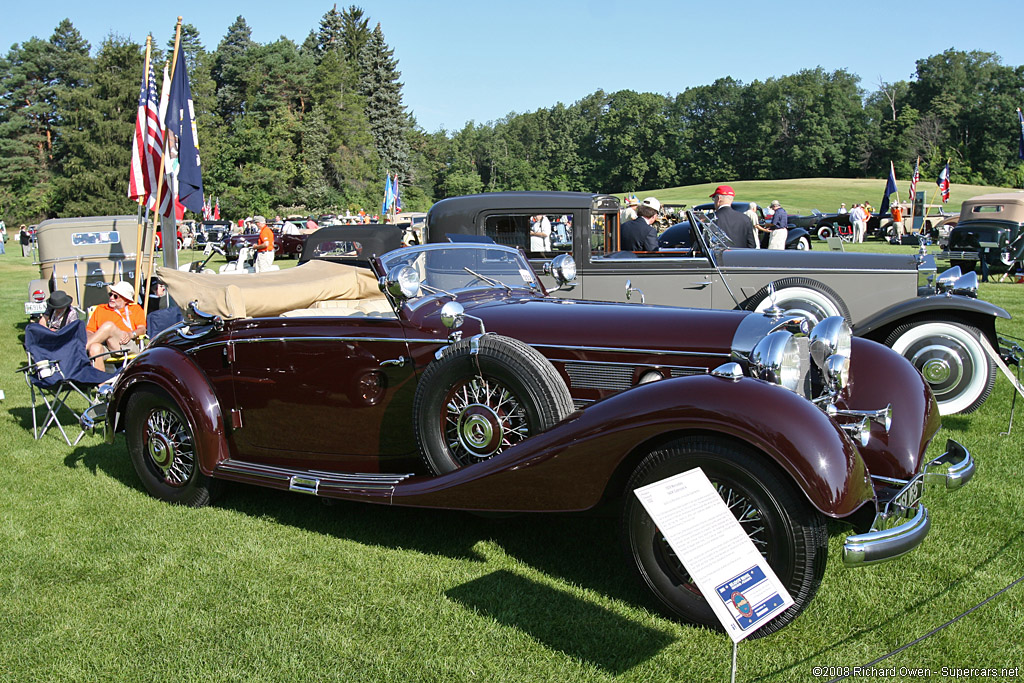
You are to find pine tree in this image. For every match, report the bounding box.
[358,23,410,181]
[211,16,253,125]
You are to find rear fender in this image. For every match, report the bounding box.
[389,374,875,518]
[108,346,231,475]
[853,295,1007,344]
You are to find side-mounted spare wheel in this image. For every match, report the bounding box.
[125,386,223,506]
[743,277,852,325]
[622,436,827,637]
[414,334,574,475]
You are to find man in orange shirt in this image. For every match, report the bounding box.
[254,215,275,272]
[86,281,146,370]
[891,203,904,237]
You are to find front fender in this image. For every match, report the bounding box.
[388,374,875,518]
[107,346,231,475]
[853,294,1008,343]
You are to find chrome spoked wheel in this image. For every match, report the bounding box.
[144,407,196,487]
[443,377,529,467]
[655,481,769,596]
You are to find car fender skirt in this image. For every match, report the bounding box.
[853,294,1008,341]
[110,346,230,474]
[387,374,875,518]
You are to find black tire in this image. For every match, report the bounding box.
[742,276,852,325]
[885,319,996,415]
[622,436,827,637]
[414,334,574,475]
[125,386,222,506]
[949,259,975,274]
[816,225,833,241]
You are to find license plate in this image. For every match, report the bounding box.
[25,301,46,315]
[892,476,924,511]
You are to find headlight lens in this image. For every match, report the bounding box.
[749,331,802,392]
[809,316,852,368]
[824,354,850,392]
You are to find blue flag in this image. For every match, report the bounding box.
[879,162,898,216]
[164,48,204,215]
[393,174,402,214]
[382,174,393,215]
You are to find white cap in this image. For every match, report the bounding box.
[641,197,661,212]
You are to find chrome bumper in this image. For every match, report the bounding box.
[843,439,974,567]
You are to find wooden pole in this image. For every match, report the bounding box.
[145,18,183,320]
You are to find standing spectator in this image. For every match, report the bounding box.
[86,281,146,371]
[850,204,867,243]
[0,218,7,243]
[620,196,638,223]
[20,225,32,257]
[708,186,757,249]
[254,215,275,272]
[766,200,788,250]
[38,290,78,331]
[743,202,762,249]
[529,215,552,253]
[891,203,904,238]
[838,203,847,214]
[620,197,662,251]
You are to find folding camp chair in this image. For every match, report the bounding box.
[17,320,116,445]
[146,305,184,339]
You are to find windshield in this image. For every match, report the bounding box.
[690,210,730,252]
[379,243,538,305]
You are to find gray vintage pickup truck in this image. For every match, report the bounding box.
[426,191,1015,415]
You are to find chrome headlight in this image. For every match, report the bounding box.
[749,331,802,392]
[809,316,852,368]
[824,354,850,392]
[935,266,962,294]
[382,265,421,302]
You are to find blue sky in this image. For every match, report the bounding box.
[5,0,1023,133]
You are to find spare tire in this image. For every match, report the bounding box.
[742,277,852,325]
[414,334,574,475]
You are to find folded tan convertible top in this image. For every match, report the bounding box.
[157,260,383,319]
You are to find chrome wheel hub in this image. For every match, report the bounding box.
[911,343,963,389]
[444,377,528,464]
[144,408,195,487]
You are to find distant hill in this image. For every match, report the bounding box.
[623,178,1022,216]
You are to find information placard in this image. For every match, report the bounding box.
[633,467,794,642]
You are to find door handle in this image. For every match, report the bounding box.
[380,356,407,368]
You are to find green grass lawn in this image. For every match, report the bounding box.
[624,178,1019,217]
[2,236,1023,682]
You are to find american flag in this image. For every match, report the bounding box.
[128,60,168,214]
[908,157,920,203]
[937,162,951,203]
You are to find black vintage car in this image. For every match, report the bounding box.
[690,202,813,250]
[941,192,1024,273]
[426,192,1016,415]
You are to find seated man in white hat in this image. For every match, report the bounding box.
[86,281,146,370]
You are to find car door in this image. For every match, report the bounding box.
[225,314,418,468]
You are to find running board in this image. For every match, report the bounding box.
[214,460,415,501]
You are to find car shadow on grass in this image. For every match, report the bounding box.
[446,569,674,674]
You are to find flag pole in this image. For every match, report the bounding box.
[146,17,183,320]
[907,156,919,231]
[133,35,152,300]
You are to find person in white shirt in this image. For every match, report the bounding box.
[529,215,551,252]
[838,203,847,214]
[850,204,867,243]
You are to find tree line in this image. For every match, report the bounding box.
[2,6,1022,226]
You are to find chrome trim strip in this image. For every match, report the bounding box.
[553,358,707,372]
[215,460,414,490]
[533,342,729,358]
[185,336,443,355]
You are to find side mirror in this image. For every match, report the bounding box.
[381,265,421,302]
[439,301,465,329]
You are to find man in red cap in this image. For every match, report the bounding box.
[709,185,757,248]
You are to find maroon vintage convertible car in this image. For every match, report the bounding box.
[89,242,974,636]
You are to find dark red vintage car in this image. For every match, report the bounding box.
[89,242,974,636]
